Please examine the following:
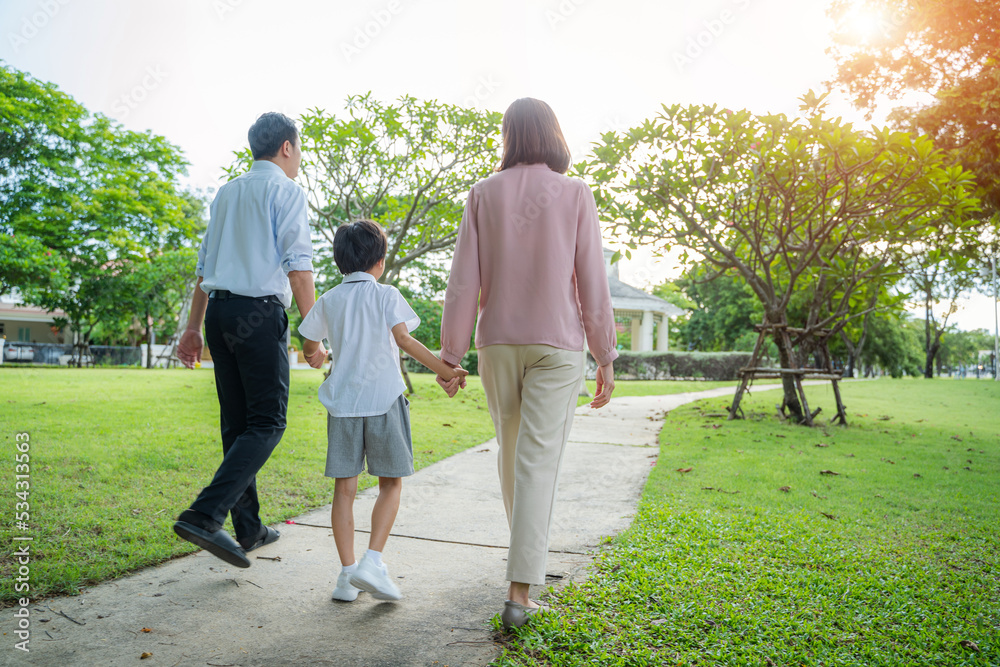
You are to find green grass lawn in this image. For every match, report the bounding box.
[0,367,727,604]
[494,378,1000,666]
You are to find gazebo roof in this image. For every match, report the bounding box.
[603,248,686,317]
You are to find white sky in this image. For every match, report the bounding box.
[2,0,996,332]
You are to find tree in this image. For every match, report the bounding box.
[123,247,200,365]
[828,0,1000,212]
[225,93,502,287]
[2,64,203,352]
[585,93,979,422]
[668,264,760,351]
[0,61,85,295]
[900,242,978,377]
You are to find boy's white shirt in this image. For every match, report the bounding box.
[298,272,420,417]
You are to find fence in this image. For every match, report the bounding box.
[1,342,142,367]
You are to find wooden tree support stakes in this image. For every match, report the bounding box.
[728,322,848,426]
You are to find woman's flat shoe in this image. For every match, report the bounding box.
[501,600,549,630]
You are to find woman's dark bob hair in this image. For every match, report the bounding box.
[498,98,572,174]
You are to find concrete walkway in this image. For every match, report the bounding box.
[9,384,779,666]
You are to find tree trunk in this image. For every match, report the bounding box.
[839,331,856,378]
[924,328,944,378]
[774,328,804,422]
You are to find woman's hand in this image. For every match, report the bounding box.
[590,362,615,409]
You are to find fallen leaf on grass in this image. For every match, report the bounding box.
[959,640,980,652]
[882,458,895,464]
[441,423,452,428]
[845,453,855,458]
[778,486,791,492]
[951,435,963,441]
[820,512,837,520]
[875,494,883,498]
[651,619,668,626]
[811,490,828,499]
[913,473,922,478]
[676,467,693,473]
[814,443,829,448]
[819,470,839,476]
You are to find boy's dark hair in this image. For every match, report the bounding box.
[248,112,298,160]
[334,219,387,274]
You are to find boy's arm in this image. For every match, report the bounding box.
[391,323,468,382]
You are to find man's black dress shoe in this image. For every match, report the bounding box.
[242,526,280,552]
[173,521,251,568]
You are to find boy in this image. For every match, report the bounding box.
[298,219,468,601]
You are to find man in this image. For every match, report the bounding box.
[174,112,327,568]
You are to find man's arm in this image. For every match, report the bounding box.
[288,270,317,319]
[177,276,209,369]
[289,270,326,366]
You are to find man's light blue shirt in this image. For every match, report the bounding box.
[196,160,313,308]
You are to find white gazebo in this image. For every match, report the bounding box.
[604,248,685,352]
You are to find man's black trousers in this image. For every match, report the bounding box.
[188,293,289,545]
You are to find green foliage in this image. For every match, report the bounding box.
[828,0,1000,213]
[1,62,204,344]
[605,350,752,381]
[673,264,760,351]
[225,93,502,290]
[584,93,980,418]
[496,379,1000,666]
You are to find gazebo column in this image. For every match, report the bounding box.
[656,313,669,351]
[630,316,641,352]
[639,310,654,352]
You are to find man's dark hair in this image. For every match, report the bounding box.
[248,112,298,160]
[334,219,387,275]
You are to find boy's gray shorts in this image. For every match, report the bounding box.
[325,393,414,478]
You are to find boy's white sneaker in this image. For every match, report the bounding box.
[349,556,402,601]
[331,571,361,602]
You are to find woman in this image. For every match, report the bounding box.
[439,97,618,629]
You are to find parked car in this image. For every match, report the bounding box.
[33,345,69,365]
[3,344,35,362]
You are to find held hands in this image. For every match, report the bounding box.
[590,362,615,409]
[436,361,469,398]
[177,329,203,369]
[304,344,328,369]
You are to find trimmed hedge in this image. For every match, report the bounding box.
[591,350,750,381]
[408,349,749,381]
